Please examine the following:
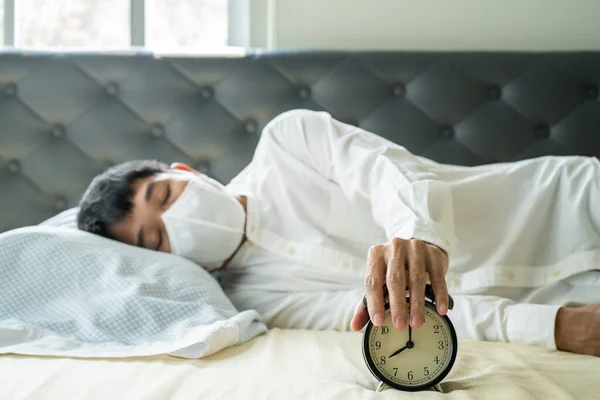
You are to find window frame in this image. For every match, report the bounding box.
[2,0,247,49]
[3,0,16,46]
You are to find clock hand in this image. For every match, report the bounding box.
[389,345,408,358]
[409,325,412,342]
[389,340,415,358]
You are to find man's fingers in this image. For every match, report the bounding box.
[428,245,449,315]
[361,238,450,332]
[386,245,407,330]
[365,245,386,326]
[408,240,426,328]
[350,300,370,331]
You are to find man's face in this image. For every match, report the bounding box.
[108,170,192,253]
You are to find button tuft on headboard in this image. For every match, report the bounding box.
[440,126,454,139]
[151,124,165,138]
[535,124,550,138]
[51,124,66,139]
[488,86,502,100]
[3,83,17,97]
[7,160,20,174]
[298,86,311,99]
[584,84,598,99]
[392,84,405,97]
[244,120,258,134]
[54,196,68,211]
[195,162,210,175]
[200,86,214,99]
[105,82,119,96]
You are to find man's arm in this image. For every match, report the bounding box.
[226,288,365,331]
[448,294,561,349]
[232,287,600,356]
[258,110,455,330]
[259,110,456,253]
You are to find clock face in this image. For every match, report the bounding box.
[363,302,457,391]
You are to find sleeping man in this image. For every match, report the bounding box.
[77,109,600,357]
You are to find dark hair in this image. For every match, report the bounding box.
[77,159,169,239]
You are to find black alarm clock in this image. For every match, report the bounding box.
[362,285,458,392]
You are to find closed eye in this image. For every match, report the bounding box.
[163,184,171,205]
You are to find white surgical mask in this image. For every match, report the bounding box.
[161,173,246,270]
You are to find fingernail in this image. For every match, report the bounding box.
[438,304,448,315]
[394,317,406,329]
[411,314,422,327]
[374,314,384,326]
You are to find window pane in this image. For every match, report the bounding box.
[0,0,4,45]
[147,0,228,48]
[19,0,129,48]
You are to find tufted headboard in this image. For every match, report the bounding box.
[1,50,599,232]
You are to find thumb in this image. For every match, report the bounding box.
[350,300,370,331]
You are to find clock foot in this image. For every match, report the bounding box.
[432,384,444,393]
[376,381,387,392]
[374,381,444,393]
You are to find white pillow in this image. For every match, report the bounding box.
[39,207,78,229]
[0,226,266,358]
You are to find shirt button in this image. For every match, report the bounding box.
[506,272,515,281]
[287,246,295,255]
[553,270,561,277]
[339,259,349,268]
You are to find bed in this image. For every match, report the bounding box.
[1,330,599,400]
[1,50,599,399]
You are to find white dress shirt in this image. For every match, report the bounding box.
[221,109,600,350]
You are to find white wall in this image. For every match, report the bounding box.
[250,0,600,51]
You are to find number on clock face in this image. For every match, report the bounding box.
[367,305,454,387]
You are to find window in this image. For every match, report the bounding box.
[0,0,236,49]
[146,0,228,49]
[19,0,129,48]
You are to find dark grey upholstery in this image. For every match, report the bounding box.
[1,50,599,232]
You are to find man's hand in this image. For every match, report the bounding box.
[555,305,600,357]
[351,238,449,332]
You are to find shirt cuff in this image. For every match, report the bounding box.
[389,219,456,255]
[506,303,561,349]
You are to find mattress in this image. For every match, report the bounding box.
[0,329,598,400]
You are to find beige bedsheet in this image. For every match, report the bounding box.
[0,329,598,400]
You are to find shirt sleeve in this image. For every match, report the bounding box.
[448,294,561,349]
[229,286,561,348]
[225,287,364,331]
[258,109,456,254]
